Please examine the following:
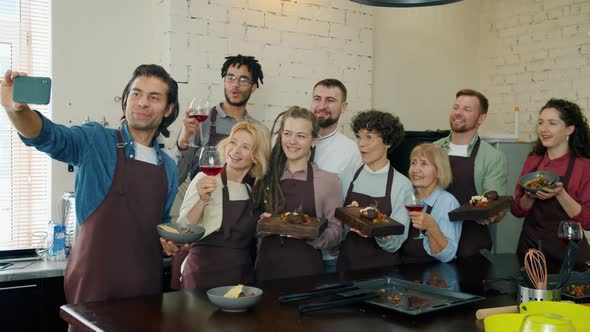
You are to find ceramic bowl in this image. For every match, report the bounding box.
[207,286,263,312]
[157,223,205,245]
[519,171,559,193]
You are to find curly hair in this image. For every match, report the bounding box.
[530,98,590,158]
[351,110,405,150]
[120,64,179,138]
[253,106,319,214]
[221,55,264,88]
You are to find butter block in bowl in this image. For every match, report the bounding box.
[207,285,263,312]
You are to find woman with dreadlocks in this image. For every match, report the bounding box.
[254,106,343,281]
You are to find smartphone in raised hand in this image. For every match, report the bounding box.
[13,76,52,105]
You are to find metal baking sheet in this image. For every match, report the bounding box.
[560,272,590,302]
[337,276,485,316]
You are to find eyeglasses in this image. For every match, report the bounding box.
[354,133,381,144]
[224,75,254,86]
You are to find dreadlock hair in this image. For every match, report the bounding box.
[530,98,590,158]
[221,55,264,87]
[120,64,179,138]
[253,106,319,214]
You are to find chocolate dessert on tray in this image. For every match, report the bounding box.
[335,206,404,238]
[257,209,327,240]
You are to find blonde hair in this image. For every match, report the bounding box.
[217,122,271,179]
[410,143,453,189]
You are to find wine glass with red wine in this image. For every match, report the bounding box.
[199,146,224,177]
[557,220,583,246]
[405,193,426,240]
[187,98,211,148]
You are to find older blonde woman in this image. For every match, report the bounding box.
[162,122,270,289]
[400,143,462,263]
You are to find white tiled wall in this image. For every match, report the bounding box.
[479,0,590,141]
[159,0,374,144]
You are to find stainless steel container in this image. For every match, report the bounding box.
[518,284,561,304]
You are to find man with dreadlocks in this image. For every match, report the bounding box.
[169,54,263,290]
[172,54,264,184]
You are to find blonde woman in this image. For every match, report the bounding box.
[400,143,462,263]
[162,122,270,289]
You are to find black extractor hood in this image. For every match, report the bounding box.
[351,0,463,7]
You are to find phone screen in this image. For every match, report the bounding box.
[13,76,52,105]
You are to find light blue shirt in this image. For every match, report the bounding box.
[20,111,178,225]
[420,187,462,262]
[340,162,413,253]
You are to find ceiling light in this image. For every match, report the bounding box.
[351,0,463,7]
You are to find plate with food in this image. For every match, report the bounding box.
[335,206,404,237]
[256,209,327,239]
[448,191,513,221]
[207,284,263,312]
[561,282,590,301]
[519,171,559,193]
[157,223,205,245]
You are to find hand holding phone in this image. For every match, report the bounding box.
[13,76,52,105]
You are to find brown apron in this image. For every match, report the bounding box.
[447,138,492,258]
[516,156,590,271]
[171,106,230,290]
[336,165,402,272]
[399,204,436,264]
[181,167,257,290]
[255,163,324,281]
[64,131,167,304]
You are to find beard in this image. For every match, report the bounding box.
[449,118,474,133]
[318,115,340,129]
[225,88,251,107]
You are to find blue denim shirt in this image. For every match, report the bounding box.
[20,111,178,225]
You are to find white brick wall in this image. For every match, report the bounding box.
[479,0,590,141]
[162,0,373,141]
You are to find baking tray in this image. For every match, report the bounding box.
[335,207,405,237]
[448,196,513,221]
[337,276,484,315]
[256,216,327,240]
[560,272,590,302]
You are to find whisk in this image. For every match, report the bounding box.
[524,248,547,290]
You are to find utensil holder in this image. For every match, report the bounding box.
[518,284,561,305]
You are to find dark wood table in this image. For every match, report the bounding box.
[61,254,524,331]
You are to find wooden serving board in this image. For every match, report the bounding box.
[335,207,405,238]
[256,216,327,240]
[448,196,514,221]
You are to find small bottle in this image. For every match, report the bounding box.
[47,220,66,260]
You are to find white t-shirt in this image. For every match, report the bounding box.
[133,141,158,165]
[448,142,469,157]
[314,130,362,178]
